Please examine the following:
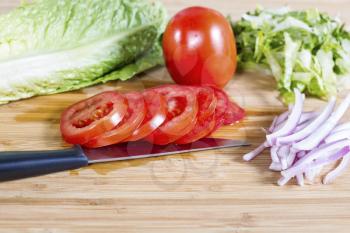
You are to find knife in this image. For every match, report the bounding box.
[0,138,249,182]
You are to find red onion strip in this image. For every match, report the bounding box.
[269,162,282,171]
[282,140,350,179]
[268,117,278,133]
[324,129,350,144]
[333,122,350,133]
[293,94,350,151]
[243,142,267,161]
[267,89,304,145]
[296,173,304,186]
[270,146,280,163]
[305,166,323,183]
[276,97,336,145]
[323,152,350,184]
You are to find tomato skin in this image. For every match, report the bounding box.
[211,87,229,132]
[162,6,237,88]
[146,85,198,145]
[191,86,217,120]
[175,86,217,144]
[125,90,167,142]
[176,113,215,144]
[60,92,127,145]
[84,92,146,148]
[223,101,245,125]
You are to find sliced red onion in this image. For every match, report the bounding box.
[269,162,282,171]
[299,111,319,124]
[267,89,304,145]
[271,111,315,135]
[301,147,350,184]
[324,129,350,144]
[292,146,348,184]
[277,176,290,186]
[311,146,350,167]
[275,111,289,126]
[277,145,290,170]
[296,173,304,186]
[276,97,336,145]
[333,122,350,133]
[293,119,313,132]
[243,93,350,186]
[243,142,267,161]
[323,152,350,184]
[281,158,288,170]
[287,150,297,168]
[296,151,306,159]
[305,166,323,183]
[270,146,280,163]
[268,117,278,133]
[278,145,290,158]
[293,94,350,151]
[282,139,350,179]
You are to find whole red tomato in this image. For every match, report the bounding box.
[162,6,237,88]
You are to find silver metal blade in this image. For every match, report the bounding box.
[83,138,249,164]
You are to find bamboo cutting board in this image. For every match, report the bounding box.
[1,1,350,233]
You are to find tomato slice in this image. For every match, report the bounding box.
[192,86,217,120]
[175,86,217,144]
[146,85,198,145]
[60,91,127,145]
[125,90,167,142]
[176,113,215,144]
[223,101,245,125]
[84,92,146,148]
[211,87,229,131]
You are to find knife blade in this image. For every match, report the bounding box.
[85,138,249,163]
[0,138,249,182]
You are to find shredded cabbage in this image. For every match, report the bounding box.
[233,7,350,103]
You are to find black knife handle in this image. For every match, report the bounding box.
[0,146,88,182]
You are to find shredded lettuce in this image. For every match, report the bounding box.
[0,0,167,104]
[233,7,350,103]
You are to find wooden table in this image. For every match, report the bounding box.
[1,1,350,232]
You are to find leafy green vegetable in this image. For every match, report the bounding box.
[232,7,350,103]
[0,0,167,104]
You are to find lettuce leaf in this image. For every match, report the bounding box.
[0,0,167,104]
[233,7,350,103]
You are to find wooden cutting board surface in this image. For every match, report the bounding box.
[1,1,350,232]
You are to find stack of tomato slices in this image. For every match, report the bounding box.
[60,85,245,148]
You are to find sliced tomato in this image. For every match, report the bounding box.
[211,87,229,132]
[125,90,167,142]
[176,113,216,144]
[223,101,245,125]
[84,92,146,148]
[146,85,198,145]
[192,86,217,120]
[60,91,127,145]
[175,86,217,144]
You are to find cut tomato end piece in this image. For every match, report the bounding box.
[84,92,146,148]
[60,91,127,145]
[211,87,229,132]
[125,90,167,142]
[223,101,245,125]
[146,85,198,145]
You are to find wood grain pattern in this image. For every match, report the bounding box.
[0,1,350,232]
